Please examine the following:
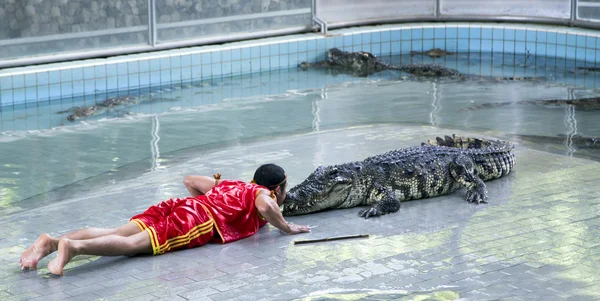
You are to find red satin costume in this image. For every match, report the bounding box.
[130,180,269,255]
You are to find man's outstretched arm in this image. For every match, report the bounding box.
[255,192,311,235]
[183,175,225,197]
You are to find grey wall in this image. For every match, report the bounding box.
[0,0,148,39]
[0,0,311,62]
[1,0,599,67]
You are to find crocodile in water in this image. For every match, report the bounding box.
[57,95,138,122]
[410,48,454,57]
[463,97,600,111]
[299,48,545,83]
[299,48,462,77]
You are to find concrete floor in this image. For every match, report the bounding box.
[1,124,598,300]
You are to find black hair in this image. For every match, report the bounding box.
[253,163,287,190]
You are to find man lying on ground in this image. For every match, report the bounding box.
[20,163,310,275]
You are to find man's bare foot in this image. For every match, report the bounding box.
[20,234,57,270]
[47,239,76,276]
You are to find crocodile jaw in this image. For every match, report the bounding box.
[281,186,352,216]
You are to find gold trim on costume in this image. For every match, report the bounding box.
[200,203,225,244]
[130,219,147,231]
[146,227,160,255]
[132,219,160,255]
[157,220,214,253]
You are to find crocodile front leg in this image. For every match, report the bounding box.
[358,184,400,219]
[450,154,488,204]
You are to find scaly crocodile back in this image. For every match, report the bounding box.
[423,134,516,181]
[423,134,508,150]
[463,96,600,111]
[391,63,462,77]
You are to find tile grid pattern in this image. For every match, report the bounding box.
[0,126,599,300]
[0,23,599,107]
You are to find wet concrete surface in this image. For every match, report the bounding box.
[1,124,598,301]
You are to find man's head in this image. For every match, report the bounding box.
[253,163,287,205]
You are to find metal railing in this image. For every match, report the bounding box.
[0,0,598,69]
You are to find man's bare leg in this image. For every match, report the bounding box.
[59,222,141,240]
[20,222,141,270]
[48,230,152,275]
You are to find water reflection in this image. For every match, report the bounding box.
[150,115,162,172]
[295,289,460,301]
[0,52,599,213]
[430,82,440,127]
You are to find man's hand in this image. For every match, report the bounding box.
[285,223,311,235]
[255,192,311,235]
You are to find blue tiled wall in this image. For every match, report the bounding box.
[1,23,599,107]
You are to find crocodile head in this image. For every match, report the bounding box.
[327,48,381,75]
[67,106,98,122]
[327,48,347,63]
[328,48,376,63]
[282,164,360,216]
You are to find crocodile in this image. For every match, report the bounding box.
[464,96,600,111]
[66,106,99,122]
[410,48,454,58]
[576,67,600,72]
[299,48,462,77]
[282,134,515,219]
[62,94,182,122]
[509,133,600,149]
[57,95,138,121]
[299,48,545,83]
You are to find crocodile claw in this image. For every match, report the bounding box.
[466,187,488,204]
[358,207,382,219]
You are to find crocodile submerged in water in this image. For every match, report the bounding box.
[58,95,138,121]
[299,48,462,77]
[576,67,600,72]
[299,48,545,83]
[282,135,515,219]
[509,133,600,149]
[464,96,600,111]
[410,48,454,58]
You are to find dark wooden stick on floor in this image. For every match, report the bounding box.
[293,234,370,245]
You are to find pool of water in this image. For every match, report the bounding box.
[0,51,599,217]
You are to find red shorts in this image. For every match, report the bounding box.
[130,197,215,255]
